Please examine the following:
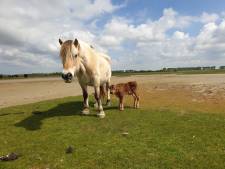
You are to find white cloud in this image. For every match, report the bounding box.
[0,0,124,74]
[195,21,225,56]
[200,12,219,23]
[0,2,225,74]
[99,35,122,47]
[173,31,189,39]
[76,0,125,19]
[98,9,225,70]
[100,8,193,46]
[0,0,123,20]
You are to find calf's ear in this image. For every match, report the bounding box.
[59,39,63,45]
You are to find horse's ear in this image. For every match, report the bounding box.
[59,39,63,45]
[74,38,79,47]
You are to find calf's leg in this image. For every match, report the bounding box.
[119,96,124,111]
[133,91,140,108]
[132,93,137,108]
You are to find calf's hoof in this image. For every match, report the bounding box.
[97,111,105,118]
[136,103,140,109]
[106,101,111,106]
[81,108,90,115]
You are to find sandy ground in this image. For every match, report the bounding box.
[1,74,225,112]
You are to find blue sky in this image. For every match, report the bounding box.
[113,0,225,17]
[112,0,225,34]
[0,0,225,74]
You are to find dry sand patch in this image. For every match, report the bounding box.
[1,74,225,113]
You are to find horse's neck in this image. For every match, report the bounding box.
[76,43,95,76]
[83,41,97,60]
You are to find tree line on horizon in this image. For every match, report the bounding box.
[1,66,225,79]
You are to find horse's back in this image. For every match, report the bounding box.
[99,53,111,64]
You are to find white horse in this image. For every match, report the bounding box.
[59,38,111,118]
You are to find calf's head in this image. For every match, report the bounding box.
[109,85,116,94]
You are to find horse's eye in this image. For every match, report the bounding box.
[74,54,77,58]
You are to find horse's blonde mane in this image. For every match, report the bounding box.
[60,39,111,69]
[78,40,111,64]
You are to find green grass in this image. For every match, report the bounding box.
[0,96,225,169]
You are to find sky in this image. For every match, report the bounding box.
[0,0,225,74]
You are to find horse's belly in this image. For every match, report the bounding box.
[77,56,111,86]
[99,60,111,83]
[77,74,94,86]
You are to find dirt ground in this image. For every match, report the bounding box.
[1,74,225,113]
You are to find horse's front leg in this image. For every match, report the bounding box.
[81,85,90,115]
[94,86,105,118]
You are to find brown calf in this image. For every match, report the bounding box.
[110,81,140,111]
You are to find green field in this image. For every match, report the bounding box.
[0,96,225,169]
[2,69,225,80]
[112,69,225,76]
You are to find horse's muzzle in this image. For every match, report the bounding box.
[62,73,73,83]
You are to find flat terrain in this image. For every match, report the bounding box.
[0,74,225,169]
[1,74,225,112]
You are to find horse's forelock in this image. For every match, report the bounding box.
[60,40,73,56]
[59,40,74,67]
[60,39,83,71]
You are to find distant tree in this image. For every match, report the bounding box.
[202,66,215,70]
[162,68,167,72]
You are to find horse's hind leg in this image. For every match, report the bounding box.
[81,85,90,115]
[94,86,105,118]
[106,81,111,106]
[94,85,104,108]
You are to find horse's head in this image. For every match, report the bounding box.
[59,38,80,83]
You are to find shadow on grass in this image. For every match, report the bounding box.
[104,105,135,111]
[0,112,24,116]
[14,101,97,131]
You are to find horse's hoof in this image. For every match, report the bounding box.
[97,111,105,118]
[81,108,90,115]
